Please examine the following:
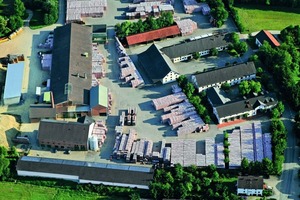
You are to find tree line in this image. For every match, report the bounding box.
[257,25,300,109]
[115,12,174,40]
[0,0,25,37]
[150,164,241,200]
[24,0,59,25]
[177,75,211,124]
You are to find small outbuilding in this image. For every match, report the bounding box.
[3,62,25,105]
[90,85,108,116]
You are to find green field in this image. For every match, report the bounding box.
[235,4,300,33]
[0,182,117,200]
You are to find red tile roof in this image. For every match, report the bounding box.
[263,30,280,47]
[126,25,181,46]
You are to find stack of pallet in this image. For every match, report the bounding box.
[196,154,206,166]
[240,124,255,162]
[170,139,197,166]
[126,107,137,126]
[205,138,215,166]
[176,19,197,36]
[144,140,153,158]
[129,138,153,163]
[152,92,187,110]
[113,129,137,159]
[215,143,225,168]
[92,43,106,79]
[253,122,264,162]
[228,129,242,168]
[91,121,107,147]
[262,133,272,161]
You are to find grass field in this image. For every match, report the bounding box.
[234,4,300,33]
[0,182,119,200]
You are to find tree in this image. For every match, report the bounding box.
[8,15,23,30]
[249,80,262,93]
[271,108,280,119]
[193,52,200,60]
[262,158,273,176]
[211,48,219,56]
[241,157,249,174]
[236,41,248,54]
[0,16,11,37]
[239,81,251,96]
[14,0,26,18]
[177,75,188,88]
[129,193,140,200]
[221,83,231,90]
[276,101,285,115]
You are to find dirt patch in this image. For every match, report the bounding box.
[0,114,21,148]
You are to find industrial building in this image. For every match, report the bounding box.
[37,119,94,150]
[50,23,92,118]
[161,33,231,63]
[138,44,179,84]
[17,156,154,189]
[3,62,25,105]
[191,62,257,92]
[207,87,277,124]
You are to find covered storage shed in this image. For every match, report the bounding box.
[3,62,25,105]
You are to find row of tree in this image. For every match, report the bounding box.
[233,0,300,7]
[177,75,211,123]
[24,0,58,25]
[115,12,174,39]
[240,157,274,177]
[207,0,229,27]
[0,146,19,181]
[150,164,241,199]
[0,0,25,37]
[257,25,300,109]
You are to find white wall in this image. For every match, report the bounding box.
[162,71,179,84]
[4,96,20,105]
[79,179,149,189]
[17,170,79,181]
[237,188,263,196]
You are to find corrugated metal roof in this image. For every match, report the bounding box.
[3,62,25,99]
[126,25,181,46]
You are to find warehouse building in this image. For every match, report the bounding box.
[3,62,25,105]
[17,156,154,189]
[37,119,94,150]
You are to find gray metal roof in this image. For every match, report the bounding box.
[51,23,92,105]
[138,44,178,82]
[193,62,256,88]
[3,62,25,99]
[161,34,231,58]
[237,176,263,189]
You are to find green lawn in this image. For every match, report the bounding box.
[0,182,117,200]
[234,4,300,33]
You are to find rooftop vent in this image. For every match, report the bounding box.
[81,52,89,57]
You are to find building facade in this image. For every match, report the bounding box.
[237,176,264,196]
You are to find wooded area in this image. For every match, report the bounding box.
[0,0,25,37]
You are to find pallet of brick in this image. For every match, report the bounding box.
[240,124,255,162]
[125,151,131,162]
[163,147,171,163]
[171,140,184,165]
[125,129,136,152]
[215,143,225,168]
[228,129,242,168]
[196,154,206,166]
[183,140,196,166]
[118,134,128,153]
[120,66,135,79]
[137,139,146,160]
[152,92,187,110]
[119,112,125,126]
[176,19,197,36]
[130,141,137,155]
[205,138,215,166]
[115,126,123,135]
[144,140,153,158]
[168,111,197,125]
[170,105,195,114]
[172,84,182,94]
[253,122,264,162]
[160,139,166,159]
[262,133,272,161]
[113,135,121,155]
[177,122,203,136]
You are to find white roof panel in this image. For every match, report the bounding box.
[4,62,25,99]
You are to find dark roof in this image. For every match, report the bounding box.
[38,119,91,144]
[194,62,256,88]
[92,24,107,33]
[126,25,181,46]
[77,116,95,124]
[51,23,92,105]
[17,157,154,188]
[29,106,56,119]
[138,44,178,82]
[161,34,231,58]
[237,176,264,189]
[255,30,280,48]
[207,88,277,118]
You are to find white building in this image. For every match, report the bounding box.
[237,176,264,196]
[191,62,257,93]
[138,44,180,84]
[3,62,25,105]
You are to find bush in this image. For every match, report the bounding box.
[210,48,219,56]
